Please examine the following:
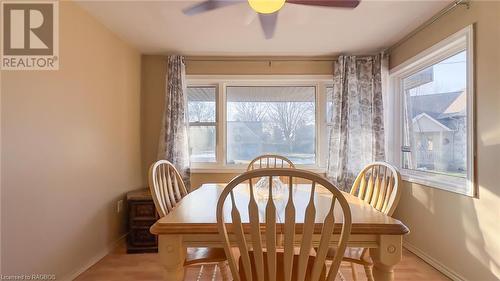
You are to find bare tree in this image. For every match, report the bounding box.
[188,101,215,122]
[269,102,314,150]
[231,100,314,152]
[234,102,268,122]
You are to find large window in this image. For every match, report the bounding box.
[402,51,467,177]
[389,26,475,196]
[226,86,316,165]
[186,78,331,170]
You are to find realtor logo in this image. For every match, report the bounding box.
[1,1,59,70]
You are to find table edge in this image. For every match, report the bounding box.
[150,221,410,236]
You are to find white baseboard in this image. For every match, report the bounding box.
[403,241,467,281]
[59,233,128,281]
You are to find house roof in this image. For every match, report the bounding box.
[410,90,466,131]
[227,121,263,143]
[438,91,467,119]
[412,113,453,132]
[410,91,463,119]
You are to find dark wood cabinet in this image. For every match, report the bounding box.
[126,188,158,253]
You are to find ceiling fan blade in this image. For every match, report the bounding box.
[259,12,278,39]
[287,0,360,8]
[183,0,243,16]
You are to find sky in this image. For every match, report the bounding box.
[407,50,467,96]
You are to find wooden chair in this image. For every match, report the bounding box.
[216,168,352,281]
[248,155,296,192]
[148,160,230,280]
[328,162,401,281]
[247,154,296,171]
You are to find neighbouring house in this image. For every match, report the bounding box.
[227,121,264,163]
[409,91,467,175]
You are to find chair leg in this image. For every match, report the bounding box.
[218,261,231,281]
[363,264,374,281]
[350,262,358,281]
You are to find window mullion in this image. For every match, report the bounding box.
[317,82,327,167]
[218,82,226,166]
[189,122,216,127]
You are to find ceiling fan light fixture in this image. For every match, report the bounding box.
[248,0,286,14]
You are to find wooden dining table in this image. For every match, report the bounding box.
[150,183,410,281]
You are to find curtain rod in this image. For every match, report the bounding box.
[185,57,337,62]
[385,0,470,55]
[185,55,381,63]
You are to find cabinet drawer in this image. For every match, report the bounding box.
[129,228,157,247]
[130,201,157,219]
[131,219,157,228]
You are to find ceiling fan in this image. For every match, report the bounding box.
[183,0,361,39]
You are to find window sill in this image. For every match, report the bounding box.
[400,169,474,197]
[191,165,326,174]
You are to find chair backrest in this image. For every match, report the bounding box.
[148,160,188,218]
[247,155,296,171]
[350,162,401,216]
[217,168,352,281]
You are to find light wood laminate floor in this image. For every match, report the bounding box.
[75,243,450,281]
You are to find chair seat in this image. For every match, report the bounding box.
[184,247,227,266]
[326,247,371,265]
[239,251,326,281]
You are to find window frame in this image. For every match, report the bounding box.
[388,25,476,197]
[186,75,332,173]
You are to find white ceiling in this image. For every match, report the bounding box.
[76,0,451,56]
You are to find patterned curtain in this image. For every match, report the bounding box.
[157,55,191,189]
[326,54,386,191]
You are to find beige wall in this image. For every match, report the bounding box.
[186,57,334,75]
[140,56,333,187]
[140,55,166,180]
[389,2,500,280]
[1,2,143,279]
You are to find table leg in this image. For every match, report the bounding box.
[159,235,185,281]
[369,235,402,281]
